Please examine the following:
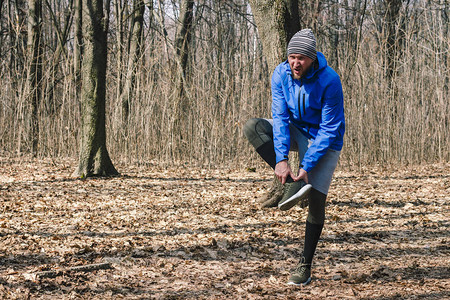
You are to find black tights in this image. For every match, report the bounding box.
[304,188,326,265]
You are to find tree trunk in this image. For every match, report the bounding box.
[74,0,118,178]
[120,0,145,124]
[248,0,301,204]
[175,0,194,81]
[172,0,194,153]
[114,0,126,117]
[26,0,42,156]
[249,0,300,71]
[74,0,82,95]
[9,0,27,154]
[443,0,449,95]
[43,0,73,116]
[174,0,194,111]
[385,0,403,83]
[10,0,27,80]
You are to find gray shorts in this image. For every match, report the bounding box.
[266,119,340,195]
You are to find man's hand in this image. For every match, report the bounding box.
[275,160,300,184]
[297,168,309,183]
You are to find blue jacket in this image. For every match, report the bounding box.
[271,52,345,173]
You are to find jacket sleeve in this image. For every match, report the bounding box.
[301,79,345,172]
[271,67,291,164]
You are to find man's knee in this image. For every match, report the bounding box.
[243,118,273,148]
[243,118,268,139]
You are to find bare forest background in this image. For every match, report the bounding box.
[0,0,449,169]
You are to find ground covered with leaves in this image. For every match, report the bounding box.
[0,158,449,299]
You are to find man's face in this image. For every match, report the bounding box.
[288,54,314,80]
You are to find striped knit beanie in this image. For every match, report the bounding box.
[287,29,317,60]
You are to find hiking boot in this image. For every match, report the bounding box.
[278,180,312,211]
[257,176,284,208]
[260,197,280,208]
[288,258,312,286]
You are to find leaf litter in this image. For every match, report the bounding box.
[0,157,449,299]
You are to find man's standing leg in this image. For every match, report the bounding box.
[288,188,326,285]
[286,143,340,285]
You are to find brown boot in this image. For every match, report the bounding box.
[278,180,312,211]
[258,177,284,208]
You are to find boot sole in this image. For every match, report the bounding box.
[278,184,312,211]
[287,276,312,286]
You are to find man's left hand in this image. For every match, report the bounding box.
[297,168,309,183]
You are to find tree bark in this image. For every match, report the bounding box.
[175,0,194,80]
[248,0,301,204]
[120,0,145,124]
[171,0,194,152]
[443,0,449,95]
[26,0,42,156]
[74,0,118,178]
[43,0,73,116]
[114,0,127,115]
[74,0,82,94]
[11,0,27,79]
[249,0,300,71]
[385,0,403,83]
[174,0,194,113]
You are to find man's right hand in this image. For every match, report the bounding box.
[274,160,300,184]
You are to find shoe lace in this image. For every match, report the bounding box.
[286,180,305,191]
[295,257,311,275]
[295,263,310,275]
[285,182,295,193]
[285,181,300,192]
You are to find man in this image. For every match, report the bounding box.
[243,29,345,285]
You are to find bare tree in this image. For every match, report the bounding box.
[74,0,118,177]
[171,0,194,144]
[120,0,145,124]
[442,0,449,95]
[385,0,403,83]
[74,0,82,93]
[42,0,74,116]
[174,0,194,101]
[248,0,301,204]
[26,0,42,156]
[114,0,129,115]
[8,0,27,81]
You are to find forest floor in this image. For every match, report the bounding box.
[0,157,449,299]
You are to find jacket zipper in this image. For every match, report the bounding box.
[298,80,302,120]
[298,87,311,134]
[298,91,306,119]
[302,94,310,134]
[298,79,306,119]
[302,94,306,118]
